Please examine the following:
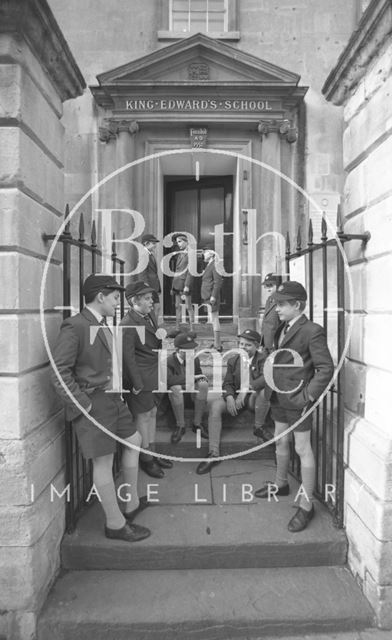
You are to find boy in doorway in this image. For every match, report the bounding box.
[51,274,151,543]
[170,233,195,330]
[255,281,334,532]
[254,273,282,442]
[200,245,223,351]
[167,332,209,444]
[138,233,161,319]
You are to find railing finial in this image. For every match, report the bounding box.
[308,219,313,245]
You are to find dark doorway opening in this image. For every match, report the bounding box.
[163,175,233,318]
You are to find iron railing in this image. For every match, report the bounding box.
[43,205,125,533]
[45,204,369,532]
[285,205,369,528]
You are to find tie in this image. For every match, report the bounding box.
[278,323,290,346]
[100,318,107,326]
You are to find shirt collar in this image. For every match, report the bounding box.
[86,305,103,324]
[175,352,184,365]
[286,313,303,330]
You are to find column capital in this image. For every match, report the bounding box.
[257,119,297,144]
[99,119,139,142]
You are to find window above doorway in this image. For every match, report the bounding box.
[158,0,240,41]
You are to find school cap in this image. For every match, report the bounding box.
[142,233,159,244]
[262,273,282,286]
[125,281,155,300]
[82,274,125,299]
[237,329,261,344]
[174,332,198,349]
[274,281,307,301]
[173,233,188,242]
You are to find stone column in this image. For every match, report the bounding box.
[100,119,139,271]
[0,1,85,638]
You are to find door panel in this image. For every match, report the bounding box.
[164,176,233,317]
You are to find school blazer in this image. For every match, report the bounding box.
[166,353,203,388]
[120,307,162,392]
[222,351,266,398]
[264,314,334,410]
[138,251,161,294]
[171,250,194,293]
[51,308,114,421]
[200,260,223,301]
[261,294,280,352]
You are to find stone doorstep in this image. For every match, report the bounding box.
[37,566,374,640]
[61,459,347,571]
[156,406,275,459]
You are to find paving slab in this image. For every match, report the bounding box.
[37,566,374,640]
[138,460,212,504]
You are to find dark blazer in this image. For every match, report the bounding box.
[171,250,194,293]
[166,352,202,388]
[200,260,223,301]
[261,294,280,352]
[222,351,266,398]
[138,250,161,294]
[51,308,113,421]
[120,307,161,392]
[264,314,334,410]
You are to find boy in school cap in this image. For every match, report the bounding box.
[167,331,209,444]
[196,329,268,474]
[51,274,151,543]
[255,280,334,533]
[120,280,173,479]
[138,233,161,318]
[170,233,195,330]
[255,273,283,442]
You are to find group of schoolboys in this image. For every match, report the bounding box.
[51,231,334,543]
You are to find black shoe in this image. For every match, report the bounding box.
[140,459,164,478]
[254,482,290,498]
[192,424,209,439]
[105,522,151,542]
[124,496,149,523]
[196,452,221,475]
[288,504,315,532]
[253,426,272,443]
[171,426,185,444]
[156,457,174,469]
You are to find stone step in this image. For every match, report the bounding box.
[38,566,374,640]
[156,405,275,460]
[61,460,346,571]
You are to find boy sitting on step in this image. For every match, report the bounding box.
[167,332,209,444]
[196,329,268,475]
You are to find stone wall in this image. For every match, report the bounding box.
[0,1,85,638]
[323,0,392,628]
[47,0,359,245]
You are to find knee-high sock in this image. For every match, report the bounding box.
[213,331,221,349]
[193,382,208,426]
[122,437,141,513]
[298,464,315,510]
[169,387,185,428]
[273,423,290,487]
[93,459,125,530]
